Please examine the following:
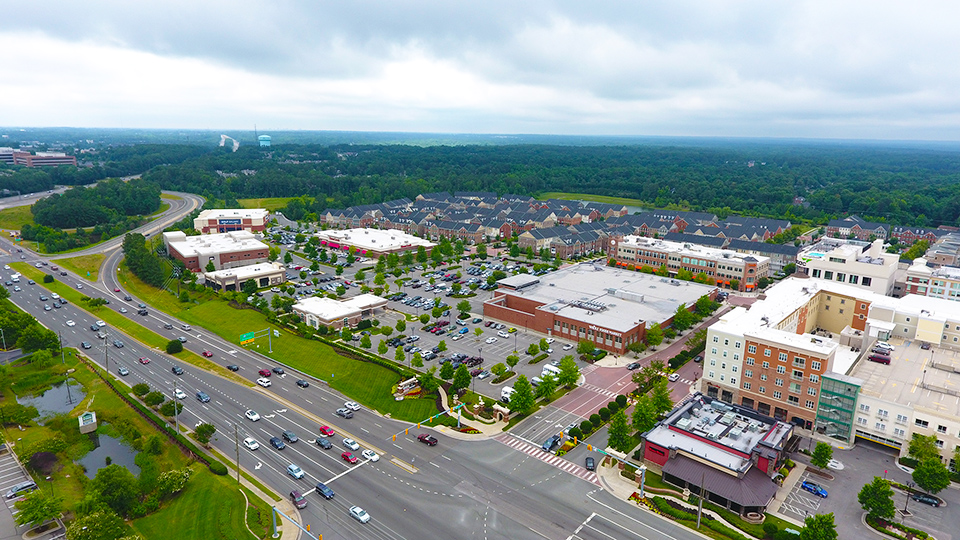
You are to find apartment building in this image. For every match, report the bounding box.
[797,238,900,296]
[610,235,769,292]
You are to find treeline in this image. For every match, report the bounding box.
[138,142,960,227]
[31,178,161,228]
[123,233,165,287]
[20,217,146,253]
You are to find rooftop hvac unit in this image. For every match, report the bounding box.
[728,430,740,440]
[707,432,719,440]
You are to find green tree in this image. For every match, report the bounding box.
[242,279,258,295]
[179,291,190,303]
[526,343,540,355]
[395,347,405,365]
[456,300,472,316]
[195,423,216,445]
[432,306,444,319]
[43,274,54,283]
[205,260,216,272]
[396,319,406,332]
[799,513,838,540]
[577,339,593,355]
[506,354,520,371]
[474,328,483,338]
[65,508,127,540]
[418,367,440,394]
[509,244,520,257]
[159,400,183,417]
[374,272,386,287]
[672,304,694,332]
[439,360,455,380]
[607,410,632,453]
[143,391,166,407]
[477,243,487,259]
[452,365,471,393]
[416,246,428,263]
[360,335,371,349]
[283,252,293,264]
[913,458,951,495]
[132,383,150,397]
[858,476,895,520]
[536,373,558,400]
[437,340,447,352]
[412,352,423,368]
[13,490,62,527]
[539,338,549,352]
[650,379,674,416]
[165,339,183,354]
[419,313,430,324]
[509,375,535,414]
[378,340,388,355]
[645,323,664,348]
[16,324,59,353]
[558,355,580,387]
[810,442,833,471]
[631,394,658,433]
[91,464,139,516]
[908,433,940,461]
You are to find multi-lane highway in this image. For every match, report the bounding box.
[0,194,710,540]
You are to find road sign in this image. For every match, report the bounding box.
[240,331,255,345]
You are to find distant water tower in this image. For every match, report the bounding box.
[258,135,271,147]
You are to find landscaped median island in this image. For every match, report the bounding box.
[51,253,105,281]
[0,349,276,540]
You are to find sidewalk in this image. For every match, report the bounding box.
[432,387,508,440]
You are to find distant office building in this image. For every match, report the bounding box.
[203,262,286,291]
[258,135,271,147]
[796,238,899,296]
[163,230,269,272]
[1,149,77,167]
[193,209,269,234]
[293,294,388,330]
[314,228,435,258]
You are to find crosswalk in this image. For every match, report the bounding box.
[495,434,600,485]
[580,383,620,399]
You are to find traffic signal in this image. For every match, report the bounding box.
[587,444,592,451]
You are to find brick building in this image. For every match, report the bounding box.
[162,230,269,272]
[193,209,269,234]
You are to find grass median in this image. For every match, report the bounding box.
[0,204,35,230]
[51,253,105,281]
[12,262,246,386]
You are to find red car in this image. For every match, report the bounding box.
[202,350,213,358]
[138,357,150,365]
[417,433,438,446]
[114,288,120,292]
[258,369,271,377]
[341,451,358,464]
[319,426,335,437]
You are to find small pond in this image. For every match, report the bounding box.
[17,379,86,422]
[77,429,140,479]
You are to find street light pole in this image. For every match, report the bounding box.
[903,481,915,514]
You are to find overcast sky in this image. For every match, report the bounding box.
[2,1,959,140]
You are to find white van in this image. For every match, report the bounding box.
[500,386,515,403]
[541,364,561,379]
[181,324,192,331]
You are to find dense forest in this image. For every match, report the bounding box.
[142,142,960,227]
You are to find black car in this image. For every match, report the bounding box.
[124,295,132,301]
[270,437,285,450]
[171,366,184,375]
[272,367,285,375]
[138,309,148,316]
[911,493,940,507]
[585,456,596,471]
[296,379,309,388]
[693,355,703,363]
[626,362,641,370]
[90,324,99,331]
[282,430,298,443]
[196,391,211,403]
[226,364,240,371]
[542,435,561,452]
[315,482,335,500]
[316,437,332,449]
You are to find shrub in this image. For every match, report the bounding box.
[208,461,228,475]
[43,274,54,283]
[589,414,602,426]
[132,383,150,397]
[144,435,164,455]
[165,339,183,354]
[763,522,779,537]
[143,391,166,407]
[615,394,628,408]
[568,427,583,440]
[607,401,620,413]
[580,420,593,434]
[598,407,611,422]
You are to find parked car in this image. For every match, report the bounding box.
[4,480,37,499]
[911,493,940,507]
[542,435,561,452]
[800,481,828,498]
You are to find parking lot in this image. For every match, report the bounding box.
[0,444,37,540]
[779,471,828,521]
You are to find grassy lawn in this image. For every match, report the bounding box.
[162,193,183,201]
[177,302,439,422]
[537,192,651,208]
[150,201,171,217]
[0,204,35,230]
[116,262,219,316]
[237,197,294,211]
[51,253,105,281]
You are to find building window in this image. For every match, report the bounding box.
[720,375,725,381]
[863,277,872,286]
[875,423,886,431]
[936,440,944,448]
[732,365,738,373]
[809,374,819,383]
[760,374,768,381]
[721,362,726,369]
[894,428,905,437]
[735,341,742,349]
[748,345,757,353]
[807,387,817,396]
[792,369,803,380]
[777,365,786,374]
[764,349,771,357]
[710,359,716,366]
[713,336,719,343]
[857,417,868,426]
[708,371,715,378]
[805,400,815,409]
[811,361,822,371]
[730,377,737,385]
[938,425,947,434]
[746,358,755,366]
[773,391,782,399]
[745,370,753,378]
[788,395,800,405]
[762,361,770,369]
[896,414,908,424]
[724,339,729,346]
[743,382,752,390]
[915,418,929,428]
[711,348,717,355]
[860,404,871,412]
[877,409,888,418]
[759,386,766,394]
[778,352,788,363]
[775,378,784,387]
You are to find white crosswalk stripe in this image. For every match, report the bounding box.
[580,383,619,399]
[495,434,599,485]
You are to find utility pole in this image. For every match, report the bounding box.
[104,331,109,374]
[235,424,241,485]
[696,470,705,528]
[173,380,180,435]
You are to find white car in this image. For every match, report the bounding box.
[256,377,272,388]
[545,338,555,344]
[349,506,371,524]
[497,331,509,338]
[875,341,895,352]
[827,459,844,471]
[243,437,260,451]
[485,337,498,344]
[343,438,360,451]
[51,293,60,299]
[344,401,361,411]
[174,389,187,400]
[66,320,75,327]
[361,449,379,462]
[95,320,106,327]
[668,373,680,382]
[245,410,261,421]
[76,283,83,289]
[452,335,462,341]
[562,344,573,350]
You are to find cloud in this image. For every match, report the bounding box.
[2,1,960,138]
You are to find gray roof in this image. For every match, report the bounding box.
[726,239,801,256]
[664,232,728,248]
[662,456,779,508]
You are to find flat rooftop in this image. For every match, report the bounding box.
[203,262,285,280]
[645,394,791,473]
[619,235,769,266]
[197,208,269,220]
[499,263,717,333]
[852,337,960,417]
[315,228,436,252]
[163,230,267,256]
[294,294,387,320]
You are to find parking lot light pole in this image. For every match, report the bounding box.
[903,481,915,514]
